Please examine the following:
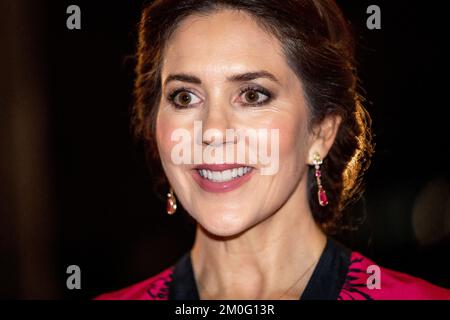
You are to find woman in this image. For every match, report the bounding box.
[96,0,449,300]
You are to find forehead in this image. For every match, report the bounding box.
[162,9,289,78]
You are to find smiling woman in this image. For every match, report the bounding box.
[95,0,450,300]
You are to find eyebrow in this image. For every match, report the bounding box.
[163,70,280,87]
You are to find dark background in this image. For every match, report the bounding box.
[1,1,449,299]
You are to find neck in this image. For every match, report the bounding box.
[190,180,327,300]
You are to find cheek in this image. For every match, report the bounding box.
[263,114,308,163]
[280,119,307,159]
[156,113,180,163]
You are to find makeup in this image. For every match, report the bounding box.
[191,163,255,193]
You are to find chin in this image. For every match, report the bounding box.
[195,208,256,238]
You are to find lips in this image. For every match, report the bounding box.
[191,163,255,193]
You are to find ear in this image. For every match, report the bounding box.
[307,114,342,164]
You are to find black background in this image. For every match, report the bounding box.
[1,0,449,299]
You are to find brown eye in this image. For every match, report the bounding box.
[170,90,201,108]
[240,87,271,106]
[176,92,191,106]
[244,90,259,103]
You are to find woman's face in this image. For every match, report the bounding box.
[156,10,315,237]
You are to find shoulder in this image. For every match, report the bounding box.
[94,266,175,300]
[339,251,450,300]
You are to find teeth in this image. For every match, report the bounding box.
[197,167,252,182]
[212,171,221,181]
[222,169,232,181]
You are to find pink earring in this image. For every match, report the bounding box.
[313,153,329,207]
[166,187,177,215]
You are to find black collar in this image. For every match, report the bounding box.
[168,237,350,300]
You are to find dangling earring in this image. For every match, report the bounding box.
[166,187,177,215]
[313,152,329,207]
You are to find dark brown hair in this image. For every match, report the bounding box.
[132,0,374,233]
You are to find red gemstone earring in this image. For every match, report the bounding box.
[313,152,329,207]
[166,187,177,215]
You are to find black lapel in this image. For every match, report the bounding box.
[168,252,200,300]
[300,238,351,300]
[168,237,350,300]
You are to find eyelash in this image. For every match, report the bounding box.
[239,85,273,107]
[167,87,193,109]
[166,85,273,109]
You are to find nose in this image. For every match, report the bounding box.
[200,101,237,147]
